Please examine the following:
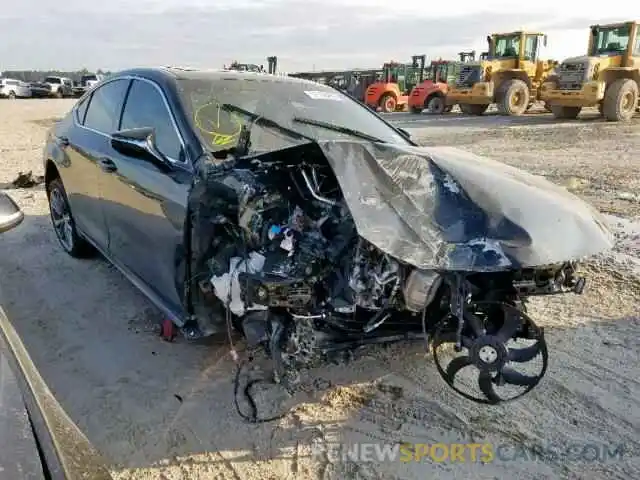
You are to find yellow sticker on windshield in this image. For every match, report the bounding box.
[194,102,243,146]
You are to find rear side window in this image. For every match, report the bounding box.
[75,94,92,124]
[83,79,130,133]
[120,79,183,161]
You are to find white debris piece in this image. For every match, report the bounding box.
[210,251,266,316]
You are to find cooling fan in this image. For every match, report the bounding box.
[432,301,548,404]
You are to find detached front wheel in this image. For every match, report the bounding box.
[603,78,638,122]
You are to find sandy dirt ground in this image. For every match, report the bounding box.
[0,99,638,479]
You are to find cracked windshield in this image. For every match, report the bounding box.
[177,76,409,153]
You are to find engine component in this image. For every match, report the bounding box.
[402,269,442,312]
[347,240,400,310]
[511,262,586,296]
[239,273,314,310]
[432,300,547,404]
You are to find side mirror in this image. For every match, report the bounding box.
[397,127,411,139]
[0,191,24,234]
[110,127,172,169]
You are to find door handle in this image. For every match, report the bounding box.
[98,157,117,172]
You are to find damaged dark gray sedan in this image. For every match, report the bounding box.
[43,67,614,404]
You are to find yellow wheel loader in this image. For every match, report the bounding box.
[446,31,557,116]
[540,21,640,121]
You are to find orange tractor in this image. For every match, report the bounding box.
[364,55,426,112]
[408,51,478,114]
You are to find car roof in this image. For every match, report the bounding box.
[113,66,321,88]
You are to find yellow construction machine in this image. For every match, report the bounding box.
[446,31,557,115]
[540,21,640,121]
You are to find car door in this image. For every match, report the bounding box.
[99,77,192,316]
[62,78,131,251]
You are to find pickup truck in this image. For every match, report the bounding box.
[43,76,73,98]
[72,74,104,97]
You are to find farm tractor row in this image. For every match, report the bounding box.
[361,20,640,121]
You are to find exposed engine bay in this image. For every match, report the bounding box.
[185,140,613,405]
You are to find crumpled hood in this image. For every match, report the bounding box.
[317,141,613,271]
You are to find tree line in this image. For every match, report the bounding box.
[1,68,113,83]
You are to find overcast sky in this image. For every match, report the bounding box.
[1,0,639,72]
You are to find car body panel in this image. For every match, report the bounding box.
[45,113,112,251]
[0,351,45,479]
[99,150,192,316]
[0,305,113,479]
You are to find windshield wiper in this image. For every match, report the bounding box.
[220,103,314,144]
[292,117,386,143]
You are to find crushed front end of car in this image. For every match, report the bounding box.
[185,140,613,404]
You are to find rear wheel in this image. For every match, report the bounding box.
[603,78,638,122]
[427,95,446,114]
[379,93,397,113]
[8,91,16,100]
[498,79,530,115]
[550,105,581,119]
[47,177,94,257]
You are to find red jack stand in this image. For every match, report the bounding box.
[160,319,176,342]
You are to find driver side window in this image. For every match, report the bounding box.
[120,79,184,161]
[635,31,640,56]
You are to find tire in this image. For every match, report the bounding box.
[550,105,581,119]
[8,91,16,100]
[379,93,397,113]
[410,106,423,114]
[602,78,638,122]
[467,104,489,115]
[427,95,446,114]
[497,79,530,115]
[544,101,552,113]
[47,177,94,257]
[598,102,604,116]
